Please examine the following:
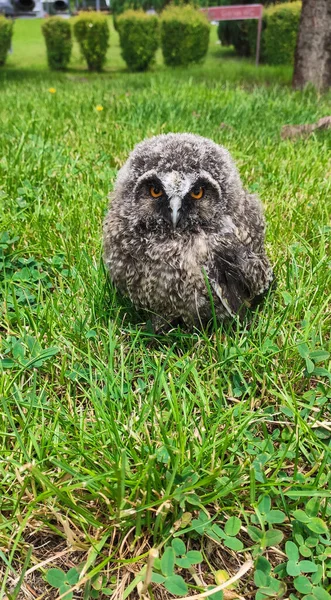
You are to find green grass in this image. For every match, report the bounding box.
[0,16,331,600]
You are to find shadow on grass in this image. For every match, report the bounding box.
[0,65,127,84]
[0,53,294,88]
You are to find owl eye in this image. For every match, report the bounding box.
[190,186,204,200]
[150,185,163,198]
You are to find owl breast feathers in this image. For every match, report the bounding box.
[103,133,274,327]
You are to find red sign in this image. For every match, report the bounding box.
[201,4,263,65]
[202,4,262,21]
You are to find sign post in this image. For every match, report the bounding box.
[201,4,263,66]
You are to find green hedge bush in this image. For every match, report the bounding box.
[161,6,210,67]
[263,1,301,64]
[217,0,299,59]
[41,17,72,71]
[73,12,109,71]
[218,19,251,57]
[217,0,268,57]
[117,10,159,72]
[0,16,13,67]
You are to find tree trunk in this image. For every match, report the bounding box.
[293,0,331,91]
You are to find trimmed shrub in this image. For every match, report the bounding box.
[218,19,250,56]
[117,10,159,72]
[217,0,299,58]
[217,0,268,57]
[41,17,72,71]
[0,16,13,67]
[161,5,210,67]
[73,12,110,71]
[264,1,301,64]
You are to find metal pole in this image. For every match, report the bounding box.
[96,0,100,10]
[256,14,262,66]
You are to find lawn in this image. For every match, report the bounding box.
[0,15,331,600]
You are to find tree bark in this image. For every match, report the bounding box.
[293,0,331,91]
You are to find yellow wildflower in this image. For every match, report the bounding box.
[96,105,104,112]
[48,88,56,94]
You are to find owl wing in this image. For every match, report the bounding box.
[208,244,274,318]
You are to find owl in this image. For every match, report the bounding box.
[103,133,274,329]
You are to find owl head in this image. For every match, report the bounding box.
[112,133,244,234]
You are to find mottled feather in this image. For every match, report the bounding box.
[103,133,274,328]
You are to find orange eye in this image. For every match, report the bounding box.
[150,186,163,198]
[190,186,204,200]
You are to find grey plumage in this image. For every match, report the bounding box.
[103,133,274,328]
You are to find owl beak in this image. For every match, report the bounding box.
[170,197,182,228]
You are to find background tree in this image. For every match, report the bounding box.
[293,0,331,90]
